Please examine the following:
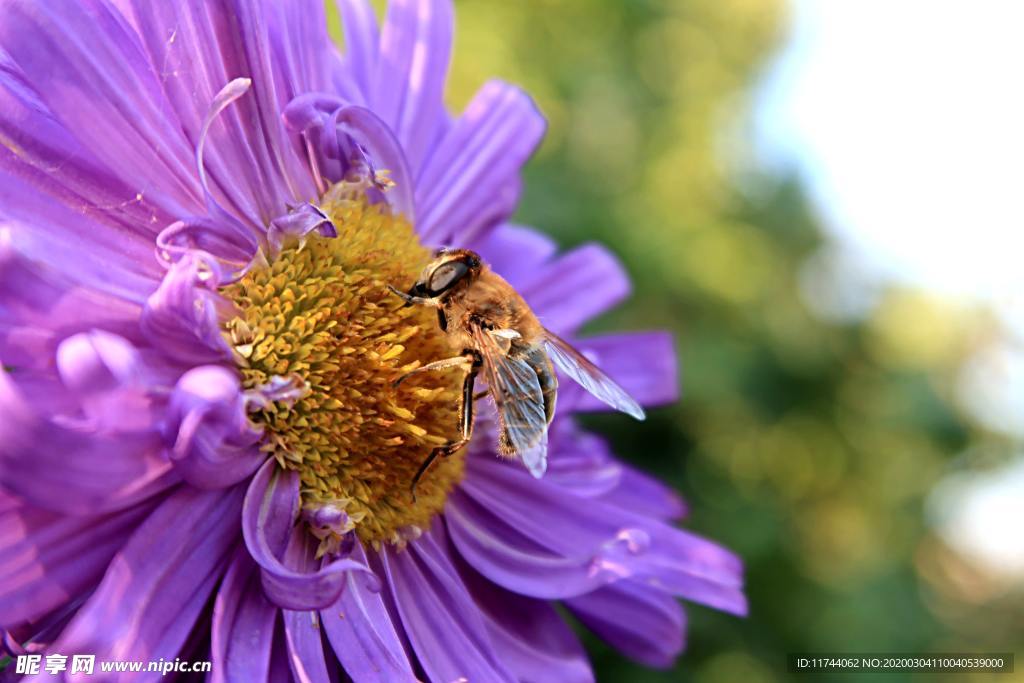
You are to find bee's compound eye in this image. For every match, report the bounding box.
[428,261,469,294]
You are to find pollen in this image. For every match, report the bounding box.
[222,186,463,548]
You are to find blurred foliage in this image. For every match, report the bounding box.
[332,1,1024,680]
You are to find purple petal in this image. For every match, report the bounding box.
[381,525,515,682]
[0,60,173,290]
[140,253,233,366]
[567,580,686,669]
[128,0,321,225]
[417,80,545,245]
[541,429,623,499]
[284,608,331,683]
[118,1,259,225]
[0,225,149,358]
[558,331,679,412]
[211,548,278,683]
[0,236,145,371]
[335,106,417,219]
[282,531,331,683]
[0,0,204,217]
[268,203,338,253]
[473,224,558,288]
[193,76,287,234]
[320,540,417,683]
[458,557,594,683]
[55,330,140,396]
[122,1,307,228]
[0,493,157,630]
[446,490,618,599]
[519,243,630,335]
[53,330,168,435]
[264,0,332,99]
[0,368,174,516]
[221,0,319,206]
[47,485,244,667]
[373,0,453,174]
[165,366,265,489]
[242,461,376,610]
[155,215,259,277]
[283,93,359,185]
[336,0,380,102]
[601,462,688,521]
[283,95,416,218]
[460,458,747,615]
[270,621,297,683]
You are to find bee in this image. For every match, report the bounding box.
[389,248,645,496]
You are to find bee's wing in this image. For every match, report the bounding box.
[542,330,646,420]
[471,325,549,478]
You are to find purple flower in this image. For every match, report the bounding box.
[0,1,746,681]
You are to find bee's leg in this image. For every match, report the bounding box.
[472,390,488,401]
[386,284,434,307]
[393,353,475,388]
[410,352,481,501]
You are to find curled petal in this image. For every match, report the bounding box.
[302,503,349,530]
[247,374,310,410]
[140,253,233,365]
[56,330,141,397]
[284,94,415,218]
[267,203,338,254]
[242,460,377,610]
[165,366,264,489]
[187,77,279,247]
[284,93,358,184]
[0,231,145,370]
[0,368,171,516]
[53,330,158,434]
[156,216,258,279]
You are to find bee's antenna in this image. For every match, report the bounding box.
[386,284,416,308]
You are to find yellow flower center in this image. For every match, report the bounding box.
[222,184,463,547]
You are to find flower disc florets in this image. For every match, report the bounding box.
[223,185,463,547]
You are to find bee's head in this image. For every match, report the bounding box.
[408,248,482,299]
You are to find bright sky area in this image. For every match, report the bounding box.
[753,0,1024,578]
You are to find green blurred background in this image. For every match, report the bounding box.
[334,1,1024,681]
